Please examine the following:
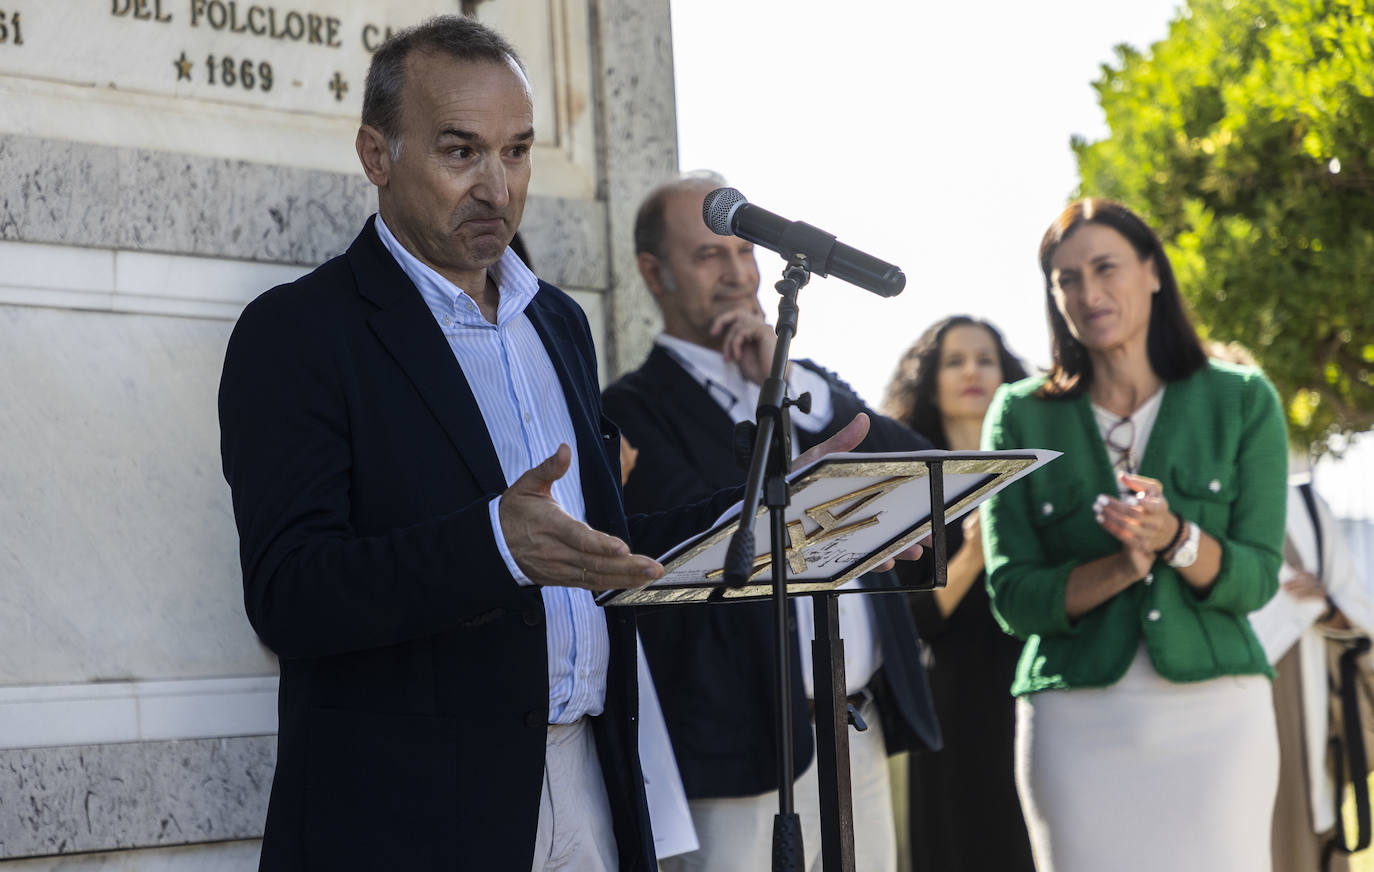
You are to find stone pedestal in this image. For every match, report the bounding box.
[0,2,675,865]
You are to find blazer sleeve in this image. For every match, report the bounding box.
[1186,372,1287,616]
[980,388,1080,640]
[218,291,520,661]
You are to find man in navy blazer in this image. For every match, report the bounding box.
[216,19,776,872]
[602,175,942,871]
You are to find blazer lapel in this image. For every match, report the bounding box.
[642,345,739,445]
[524,287,626,538]
[347,219,507,497]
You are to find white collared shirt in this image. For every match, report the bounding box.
[375,214,607,724]
[651,333,881,696]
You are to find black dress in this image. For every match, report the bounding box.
[900,522,1036,872]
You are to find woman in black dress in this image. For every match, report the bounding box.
[883,315,1035,872]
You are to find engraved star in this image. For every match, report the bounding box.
[173,51,192,82]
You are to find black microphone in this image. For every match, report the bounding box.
[702,187,905,297]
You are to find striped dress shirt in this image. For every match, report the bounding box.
[375,215,607,725]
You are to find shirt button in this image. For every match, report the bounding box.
[1148,609,1162,622]
[1209,479,1222,493]
[522,412,532,424]
[1144,572,1154,586]
[1041,502,1054,516]
[441,316,452,327]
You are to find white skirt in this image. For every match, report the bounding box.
[1016,645,1278,872]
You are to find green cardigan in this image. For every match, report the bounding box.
[981,360,1287,696]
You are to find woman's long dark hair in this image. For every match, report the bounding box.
[1036,198,1206,399]
[883,316,1027,449]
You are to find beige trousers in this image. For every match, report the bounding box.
[532,717,619,872]
[660,694,896,872]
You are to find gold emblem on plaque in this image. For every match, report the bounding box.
[706,475,918,581]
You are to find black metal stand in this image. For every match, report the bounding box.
[723,255,811,871]
[722,256,952,872]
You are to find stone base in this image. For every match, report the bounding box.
[0,738,274,860]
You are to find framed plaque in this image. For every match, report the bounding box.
[597,448,1058,606]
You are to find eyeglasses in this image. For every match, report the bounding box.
[1103,415,1137,476]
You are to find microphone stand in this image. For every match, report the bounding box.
[722,253,814,872]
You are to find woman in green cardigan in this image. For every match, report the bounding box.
[981,199,1287,872]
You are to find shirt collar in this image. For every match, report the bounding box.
[655,333,730,384]
[654,333,751,415]
[373,212,540,327]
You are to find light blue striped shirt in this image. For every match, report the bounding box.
[375,215,608,724]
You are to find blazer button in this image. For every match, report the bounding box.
[523,609,543,627]
[1208,479,1222,493]
[525,709,547,729]
[1147,609,1162,622]
[1143,572,1154,586]
[1041,502,1054,516]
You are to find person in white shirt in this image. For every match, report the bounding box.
[602,172,941,872]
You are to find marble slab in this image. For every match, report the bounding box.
[0,840,261,871]
[0,134,609,292]
[0,303,272,684]
[0,738,275,858]
[0,1,597,194]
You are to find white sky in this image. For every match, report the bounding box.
[670,0,1183,402]
[668,0,1374,521]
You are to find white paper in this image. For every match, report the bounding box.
[636,635,698,858]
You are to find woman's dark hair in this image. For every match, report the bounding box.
[882,316,1027,449]
[1036,198,1206,399]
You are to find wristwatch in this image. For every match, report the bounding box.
[1167,520,1201,569]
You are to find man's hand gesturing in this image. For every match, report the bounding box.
[499,445,665,590]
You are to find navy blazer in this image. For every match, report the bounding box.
[219,221,734,871]
[603,346,942,800]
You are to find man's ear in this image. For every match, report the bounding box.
[637,252,668,299]
[356,125,392,187]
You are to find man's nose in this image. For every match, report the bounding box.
[472,157,510,208]
[722,254,758,288]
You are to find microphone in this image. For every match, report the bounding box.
[702,187,905,297]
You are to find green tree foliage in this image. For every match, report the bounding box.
[1074,0,1374,454]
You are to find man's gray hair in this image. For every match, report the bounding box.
[362,15,525,160]
[633,170,729,258]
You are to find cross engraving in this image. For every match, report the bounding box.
[707,475,918,582]
[328,72,348,101]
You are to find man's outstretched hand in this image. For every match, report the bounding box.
[500,445,664,590]
[790,413,923,567]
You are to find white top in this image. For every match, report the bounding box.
[1092,387,1164,492]
[652,333,881,696]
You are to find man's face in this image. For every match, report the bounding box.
[645,186,762,349]
[368,52,534,290]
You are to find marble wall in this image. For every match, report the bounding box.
[0,0,676,865]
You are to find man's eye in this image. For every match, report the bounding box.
[508,145,529,159]
[450,147,473,159]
